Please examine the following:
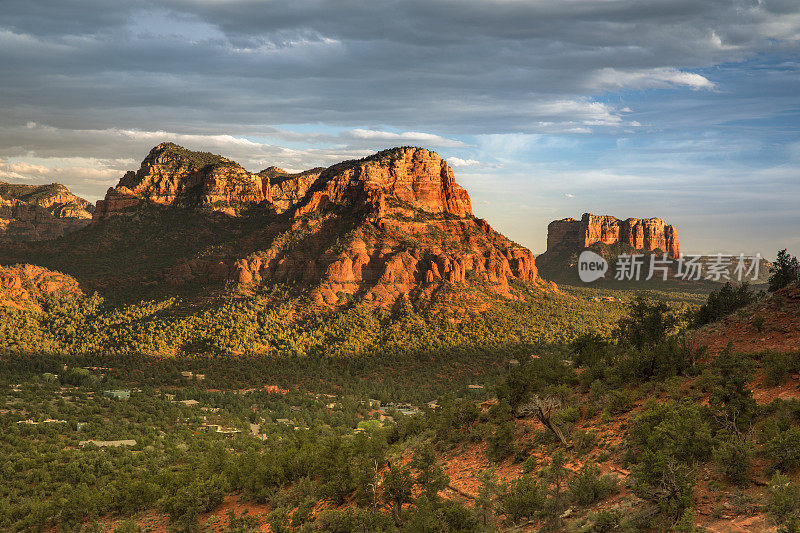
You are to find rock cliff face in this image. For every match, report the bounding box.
[0,182,93,242]
[94,142,272,219]
[295,147,472,218]
[217,214,540,308]
[546,213,680,257]
[261,166,324,213]
[0,264,80,309]
[85,143,545,308]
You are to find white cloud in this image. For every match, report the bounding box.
[447,157,482,167]
[588,68,715,91]
[345,129,465,147]
[7,162,51,175]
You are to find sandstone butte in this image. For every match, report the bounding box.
[91,142,550,307]
[0,182,93,242]
[546,213,680,257]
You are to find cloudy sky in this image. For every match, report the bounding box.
[1,0,798,256]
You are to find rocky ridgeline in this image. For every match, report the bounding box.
[94,143,473,219]
[89,143,545,307]
[0,182,93,242]
[0,264,80,309]
[93,143,272,218]
[546,213,680,257]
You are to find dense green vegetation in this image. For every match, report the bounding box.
[1,290,798,532]
[0,274,625,359]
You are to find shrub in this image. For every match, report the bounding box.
[706,347,757,431]
[225,509,260,533]
[486,421,515,462]
[568,462,619,506]
[499,474,545,523]
[589,379,607,404]
[404,497,481,533]
[590,508,622,532]
[572,429,599,455]
[712,435,752,485]
[767,473,800,526]
[762,351,800,387]
[673,509,699,532]
[521,455,538,474]
[630,400,713,463]
[313,508,394,532]
[631,454,696,523]
[571,333,610,367]
[607,389,635,414]
[611,337,693,382]
[766,426,800,471]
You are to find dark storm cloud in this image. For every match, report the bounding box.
[2,0,798,138]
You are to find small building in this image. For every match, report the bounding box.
[508,359,520,367]
[467,384,485,392]
[80,439,136,448]
[203,424,240,435]
[103,390,131,400]
[275,418,292,425]
[194,374,205,381]
[164,393,175,401]
[178,399,199,407]
[180,371,194,379]
[368,399,381,408]
[427,400,440,409]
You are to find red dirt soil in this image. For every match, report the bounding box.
[696,285,800,356]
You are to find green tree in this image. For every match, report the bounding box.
[706,346,757,432]
[411,444,449,501]
[769,249,800,292]
[382,464,414,525]
[615,297,677,350]
[693,282,756,326]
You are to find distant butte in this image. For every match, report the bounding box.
[0,182,93,242]
[546,213,680,257]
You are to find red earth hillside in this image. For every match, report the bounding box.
[696,283,800,355]
[0,263,81,310]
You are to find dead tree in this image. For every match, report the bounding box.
[516,395,572,448]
